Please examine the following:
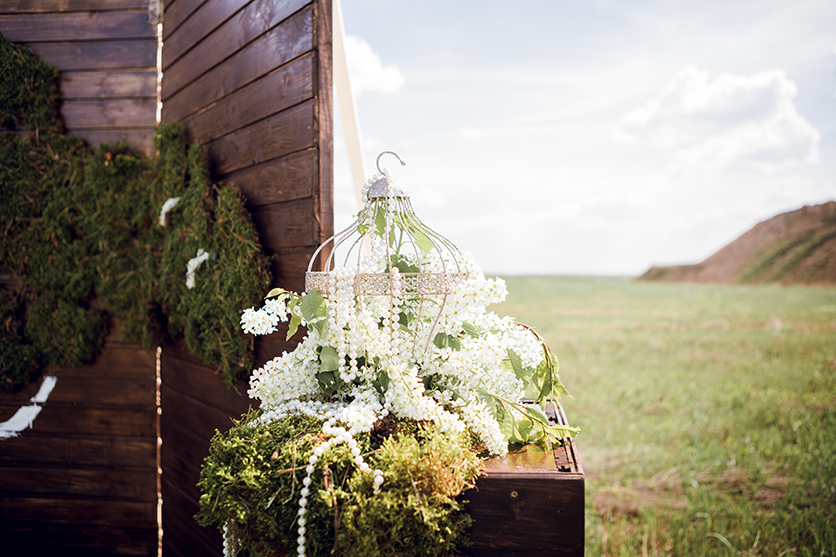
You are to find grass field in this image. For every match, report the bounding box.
[496,276,836,557]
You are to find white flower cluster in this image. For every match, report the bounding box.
[246,246,550,459]
[240,297,288,336]
[234,236,562,557]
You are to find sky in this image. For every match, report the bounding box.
[333,0,836,276]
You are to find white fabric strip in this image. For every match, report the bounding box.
[0,375,57,439]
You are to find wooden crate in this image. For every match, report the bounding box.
[465,404,585,557]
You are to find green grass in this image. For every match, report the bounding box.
[495,276,836,557]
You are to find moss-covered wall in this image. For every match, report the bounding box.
[0,32,272,392]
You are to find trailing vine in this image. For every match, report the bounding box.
[0,32,271,391]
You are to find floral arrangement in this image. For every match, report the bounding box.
[198,165,578,556]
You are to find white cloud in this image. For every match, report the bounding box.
[459,126,483,140]
[345,35,405,95]
[618,66,820,171]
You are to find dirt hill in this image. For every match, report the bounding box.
[639,201,836,285]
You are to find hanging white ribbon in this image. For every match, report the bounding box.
[186,248,210,289]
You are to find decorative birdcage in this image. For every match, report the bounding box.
[305,151,468,358]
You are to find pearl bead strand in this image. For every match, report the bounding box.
[295,418,381,557]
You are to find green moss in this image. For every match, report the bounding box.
[1,32,271,390]
[0,31,62,134]
[197,413,482,557]
[0,290,39,394]
[24,293,107,368]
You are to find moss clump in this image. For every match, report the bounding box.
[0,31,62,134]
[1,31,271,389]
[24,293,107,369]
[150,132,272,379]
[0,289,39,394]
[197,413,482,557]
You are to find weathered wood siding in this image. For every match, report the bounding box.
[0,2,159,554]
[158,0,333,554]
[0,0,158,153]
[0,330,158,556]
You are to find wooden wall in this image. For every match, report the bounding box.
[158,0,333,555]
[0,329,158,556]
[0,0,158,153]
[0,0,333,553]
[0,2,160,554]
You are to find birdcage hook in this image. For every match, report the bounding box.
[376,151,406,173]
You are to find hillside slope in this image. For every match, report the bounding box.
[639,201,836,285]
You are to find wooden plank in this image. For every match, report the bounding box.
[162,478,224,557]
[0,373,154,408]
[0,0,148,12]
[464,403,585,556]
[0,497,156,528]
[265,247,312,294]
[162,0,206,41]
[160,343,251,414]
[72,128,155,152]
[223,149,315,207]
[61,69,157,99]
[25,39,156,70]
[465,475,585,557]
[249,197,317,251]
[182,53,313,145]
[162,7,312,120]
[0,435,155,469]
[55,343,155,375]
[162,0,310,95]
[4,521,156,557]
[61,98,156,129]
[0,11,155,42]
[312,0,333,249]
[206,99,314,176]
[9,405,155,436]
[160,419,207,503]
[0,466,156,501]
[160,383,242,441]
[162,0,248,68]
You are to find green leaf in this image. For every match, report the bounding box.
[391,253,420,274]
[497,404,521,442]
[318,345,339,372]
[265,287,287,299]
[315,371,340,395]
[286,313,302,341]
[374,206,387,237]
[405,221,433,254]
[285,297,302,340]
[529,352,555,403]
[372,369,390,395]
[544,423,580,439]
[507,349,528,380]
[553,375,571,397]
[523,403,550,424]
[462,322,482,338]
[524,378,541,400]
[433,332,461,351]
[388,224,398,249]
[475,388,498,417]
[516,419,534,442]
[301,288,328,337]
[398,311,411,328]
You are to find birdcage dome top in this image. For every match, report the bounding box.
[305,152,467,298]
